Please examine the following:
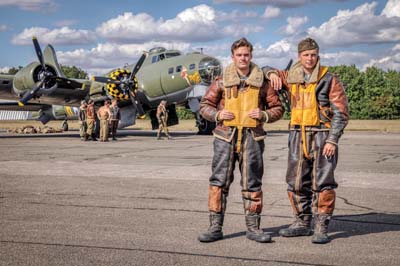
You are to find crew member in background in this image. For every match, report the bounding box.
[270,38,349,244]
[156,100,172,140]
[79,100,87,140]
[97,100,112,142]
[85,99,97,141]
[109,99,120,141]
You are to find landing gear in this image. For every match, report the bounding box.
[61,119,68,131]
[197,115,215,135]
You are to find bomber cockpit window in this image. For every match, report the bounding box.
[189,63,196,70]
[166,52,181,58]
[176,65,182,72]
[168,67,174,74]
[152,56,158,63]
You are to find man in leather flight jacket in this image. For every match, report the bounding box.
[198,38,284,243]
[270,38,349,244]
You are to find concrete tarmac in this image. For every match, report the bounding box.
[0,130,399,266]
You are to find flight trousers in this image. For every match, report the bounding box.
[286,129,337,216]
[208,128,265,215]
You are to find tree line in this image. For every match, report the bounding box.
[329,65,400,119]
[2,65,399,119]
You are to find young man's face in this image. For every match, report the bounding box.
[298,49,319,73]
[231,46,252,73]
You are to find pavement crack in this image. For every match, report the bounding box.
[337,196,374,211]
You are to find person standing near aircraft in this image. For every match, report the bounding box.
[270,38,349,244]
[79,100,87,140]
[97,100,112,142]
[156,100,172,140]
[85,99,97,141]
[109,99,120,141]
[198,37,284,243]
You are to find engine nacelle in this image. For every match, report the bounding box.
[12,62,57,96]
[32,105,79,124]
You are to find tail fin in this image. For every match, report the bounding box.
[43,44,66,78]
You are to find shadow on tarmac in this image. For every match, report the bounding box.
[330,212,400,240]
[222,212,400,241]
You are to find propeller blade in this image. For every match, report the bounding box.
[32,36,46,69]
[129,91,145,117]
[129,53,146,80]
[92,76,121,85]
[277,59,293,111]
[50,76,85,88]
[18,80,44,106]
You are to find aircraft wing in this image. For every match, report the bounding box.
[0,101,50,112]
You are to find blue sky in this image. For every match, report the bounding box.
[0,0,399,75]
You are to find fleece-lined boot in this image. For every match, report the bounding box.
[279,215,312,237]
[198,212,224,243]
[245,214,271,243]
[312,214,331,244]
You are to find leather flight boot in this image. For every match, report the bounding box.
[279,215,312,237]
[91,133,97,141]
[312,214,331,244]
[245,214,272,243]
[198,212,224,243]
[84,133,89,141]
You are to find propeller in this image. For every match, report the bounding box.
[128,53,146,116]
[277,59,293,111]
[93,52,147,116]
[18,37,55,106]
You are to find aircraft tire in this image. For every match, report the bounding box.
[197,117,215,135]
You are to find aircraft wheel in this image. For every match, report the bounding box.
[61,120,68,131]
[197,117,215,135]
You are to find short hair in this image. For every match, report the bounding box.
[231,37,253,54]
[298,38,319,53]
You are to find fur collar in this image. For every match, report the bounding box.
[223,62,264,88]
[287,60,321,84]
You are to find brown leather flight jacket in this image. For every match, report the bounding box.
[273,60,349,145]
[200,63,284,141]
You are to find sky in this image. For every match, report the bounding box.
[0,0,399,76]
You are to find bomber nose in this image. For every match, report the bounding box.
[198,57,222,84]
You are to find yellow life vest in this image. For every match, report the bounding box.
[223,86,259,153]
[289,66,328,159]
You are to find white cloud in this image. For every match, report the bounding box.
[321,51,370,67]
[96,12,162,43]
[0,66,10,74]
[363,44,400,71]
[97,5,220,43]
[57,41,191,76]
[158,5,219,42]
[12,26,97,45]
[282,16,308,35]
[307,2,400,48]
[97,5,264,43]
[0,0,57,12]
[381,0,400,18]
[261,6,281,19]
[217,9,258,21]
[222,24,263,37]
[0,24,8,31]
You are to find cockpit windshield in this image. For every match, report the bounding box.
[165,52,181,58]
